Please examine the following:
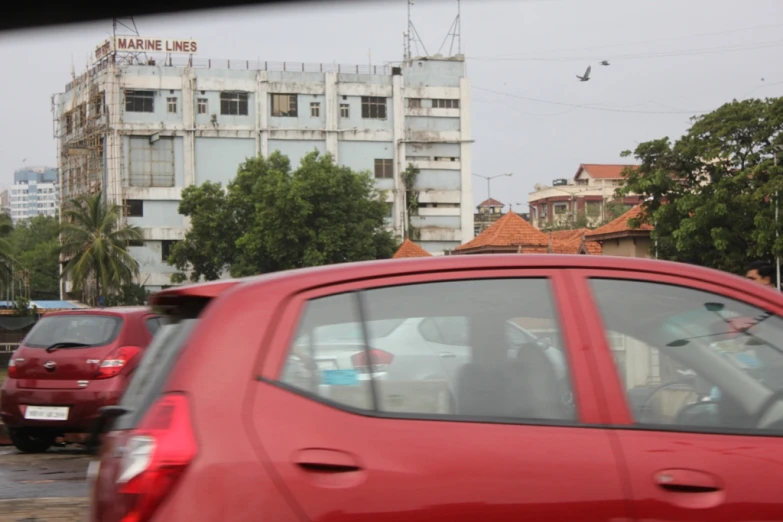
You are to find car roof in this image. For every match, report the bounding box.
[41,306,152,317]
[151,254,772,302]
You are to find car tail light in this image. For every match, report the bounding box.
[115,393,197,522]
[350,348,394,374]
[96,346,141,379]
[7,357,17,378]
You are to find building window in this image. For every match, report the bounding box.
[124,199,143,217]
[586,201,601,217]
[129,136,175,188]
[408,98,422,109]
[64,113,73,134]
[271,94,297,117]
[161,240,178,261]
[220,92,249,116]
[125,90,155,113]
[554,203,568,215]
[93,92,105,117]
[340,103,350,118]
[197,98,208,114]
[361,96,387,119]
[310,102,321,117]
[374,159,393,179]
[167,97,177,114]
[432,99,459,109]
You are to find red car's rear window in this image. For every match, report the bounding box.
[23,314,123,348]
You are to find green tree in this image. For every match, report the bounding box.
[618,97,783,273]
[168,181,236,283]
[170,150,397,281]
[0,213,16,291]
[60,191,143,304]
[10,215,60,300]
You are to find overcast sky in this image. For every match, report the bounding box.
[0,0,781,209]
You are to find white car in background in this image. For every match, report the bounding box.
[292,317,566,387]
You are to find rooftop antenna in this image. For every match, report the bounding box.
[112,17,147,65]
[437,0,462,57]
[406,0,429,63]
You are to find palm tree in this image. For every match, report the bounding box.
[60,191,143,304]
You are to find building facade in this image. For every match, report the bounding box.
[9,167,59,224]
[55,50,473,291]
[528,164,641,230]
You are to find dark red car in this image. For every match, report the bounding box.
[1,307,162,452]
[91,256,783,522]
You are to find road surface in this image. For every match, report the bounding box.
[0,445,90,521]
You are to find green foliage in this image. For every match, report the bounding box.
[401,163,420,240]
[167,181,235,282]
[618,97,783,274]
[0,213,16,290]
[60,191,143,304]
[103,283,149,307]
[171,151,397,281]
[12,296,32,316]
[10,216,60,300]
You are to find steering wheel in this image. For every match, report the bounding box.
[751,388,783,428]
[673,399,720,425]
[638,379,700,423]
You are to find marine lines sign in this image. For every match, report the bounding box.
[95,37,199,61]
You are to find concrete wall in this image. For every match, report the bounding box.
[601,237,653,258]
[194,137,256,186]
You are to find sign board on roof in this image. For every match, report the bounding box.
[95,37,199,62]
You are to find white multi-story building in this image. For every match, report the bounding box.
[55,37,473,292]
[9,167,59,224]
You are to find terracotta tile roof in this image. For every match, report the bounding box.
[393,239,432,259]
[547,229,603,255]
[550,229,587,242]
[477,198,505,208]
[575,164,638,181]
[585,204,654,239]
[583,240,603,255]
[456,210,549,252]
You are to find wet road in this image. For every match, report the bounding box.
[0,445,91,521]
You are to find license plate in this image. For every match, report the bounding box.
[316,359,338,370]
[24,406,69,421]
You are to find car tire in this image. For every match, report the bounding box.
[9,428,56,453]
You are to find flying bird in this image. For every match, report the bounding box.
[600,60,610,66]
[577,65,591,82]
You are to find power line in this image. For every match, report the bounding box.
[472,38,783,63]
[470,22,783,60]
[472,85,709,115]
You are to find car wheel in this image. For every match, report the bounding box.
[9,428,56,453]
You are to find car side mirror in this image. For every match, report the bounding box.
[536,337,552,350]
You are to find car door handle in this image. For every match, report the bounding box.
[294,449,362,473]
[439,352,456,358]
[654,469,723,493]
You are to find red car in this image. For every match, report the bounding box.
[1,307,162,452]
[91,255,783,522]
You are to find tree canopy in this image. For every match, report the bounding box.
[10,215,60,300]
[170,150,397,282]
[618,97,783,274]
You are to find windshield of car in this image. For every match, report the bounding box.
[22,314,123,348]
[111,320,197,431]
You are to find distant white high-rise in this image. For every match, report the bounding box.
[10,167,59,224]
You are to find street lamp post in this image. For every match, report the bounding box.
[473,173,512,201]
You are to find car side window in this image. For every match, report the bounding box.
[590,278,783,434]
[145,317,162,336]
[280,278,575,423]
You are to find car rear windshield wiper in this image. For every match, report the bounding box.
[45,342,93,353]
